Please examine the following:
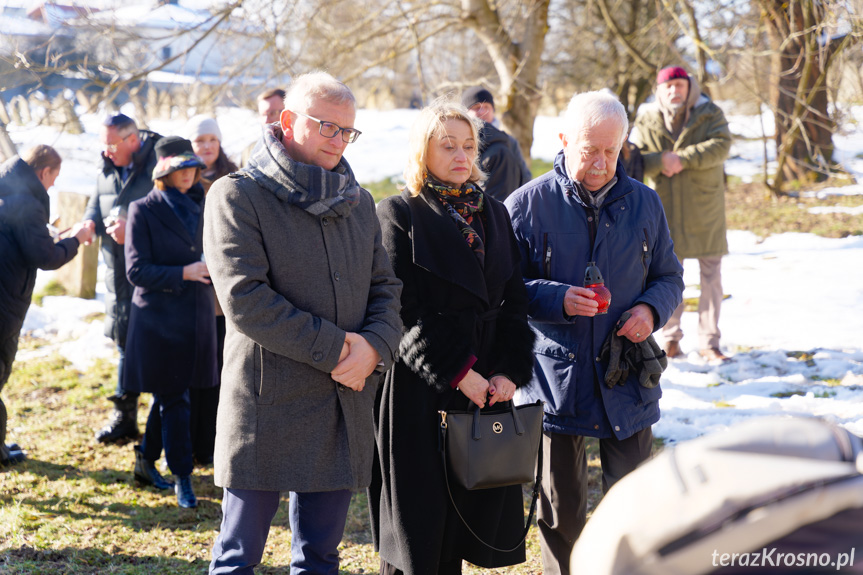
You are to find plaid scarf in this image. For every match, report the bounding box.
[426,175,485,265]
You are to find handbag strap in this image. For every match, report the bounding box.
[438,404,544,553]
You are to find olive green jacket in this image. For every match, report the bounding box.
[631,96,732,259]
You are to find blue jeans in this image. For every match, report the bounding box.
[141,390,193,477]
[210,488,352,574]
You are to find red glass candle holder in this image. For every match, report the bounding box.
[583,262,611,315]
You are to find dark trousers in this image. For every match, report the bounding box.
[115,344,139,401]
[210,487,352,575]
[141,390,193,477]
[0,334,18,460]
[190,315,224,465]
[537,427,653,575]
[189,387,219,464]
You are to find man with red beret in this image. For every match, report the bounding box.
[631,66,732,362]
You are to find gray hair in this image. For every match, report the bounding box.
[284,71,355,114]
[562,91,628,147]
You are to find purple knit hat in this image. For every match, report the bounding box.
[656,66,689,85]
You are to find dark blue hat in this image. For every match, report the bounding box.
[103,113,135,128]
[462,86,495,110]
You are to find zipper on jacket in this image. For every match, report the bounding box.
[543,233,552,279]
[641,228,649,292]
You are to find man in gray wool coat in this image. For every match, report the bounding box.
[204,71,403,574]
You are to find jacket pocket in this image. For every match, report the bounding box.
[637,380,663,406]
[542,233,552,279]
[254,343,275,405]
[532,331,579,417]
[641,228,650,293]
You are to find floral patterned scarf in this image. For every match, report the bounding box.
[426,175,485,265]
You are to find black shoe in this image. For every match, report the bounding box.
[1,449,26,467]
[7,443,20,452]
[133,445,174,490]
[175,475,197,508]
[96,395,139,443]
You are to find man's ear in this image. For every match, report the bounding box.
[280,109,294,139]
[559,133,568,147]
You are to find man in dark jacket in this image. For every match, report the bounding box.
[205,72,402,574]
[0,145,92,466]
[462,86,532,201]
[505,91,684,575]
[82,113,161,444]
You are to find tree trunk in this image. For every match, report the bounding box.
[761,0,840,190]
[460,0,551,164]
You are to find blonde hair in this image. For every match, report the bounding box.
[403,98,485,196]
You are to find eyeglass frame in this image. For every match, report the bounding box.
[105,133,133,154]
[293,111,362,144]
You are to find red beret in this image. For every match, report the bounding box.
[656,66,689,85]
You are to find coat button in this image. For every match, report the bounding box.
[596,356,601,362]
[333,272,340,281]
[587,216,593,222]
[594,424,599,430]
[614,425,620,432]
[190,246,195,251]
[620,205,626,210]
[313,351,323,361]
[322,218,329,226]
[605,222,610,227]
[568,353,574,359]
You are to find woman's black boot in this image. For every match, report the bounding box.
[133,444,174,490]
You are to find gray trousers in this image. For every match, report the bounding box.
[662,256,723,350]
[537,427,653,575]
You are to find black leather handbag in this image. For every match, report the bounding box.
[438,400,544,552]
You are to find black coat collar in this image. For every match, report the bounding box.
[403,187,489,305]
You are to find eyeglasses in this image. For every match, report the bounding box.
[105,134,131,153]
[294,111,361,144]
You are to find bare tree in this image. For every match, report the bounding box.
[755,0,861,193]
[458,0,550,163]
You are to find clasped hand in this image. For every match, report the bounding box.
[331,332,381,392]
[457,370,516,409]
[183,261,210,284]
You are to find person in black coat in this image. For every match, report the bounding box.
[0,146,92,466]
[462,87,532,202]
[370,100,536,574]
[83,113,162,445]
[123,136,216,508]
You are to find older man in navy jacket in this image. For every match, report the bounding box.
[505,91,684,575]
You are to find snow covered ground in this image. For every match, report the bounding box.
[7,101,863,444]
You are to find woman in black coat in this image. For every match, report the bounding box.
[370,101,536,574]
[123,136,216,508]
